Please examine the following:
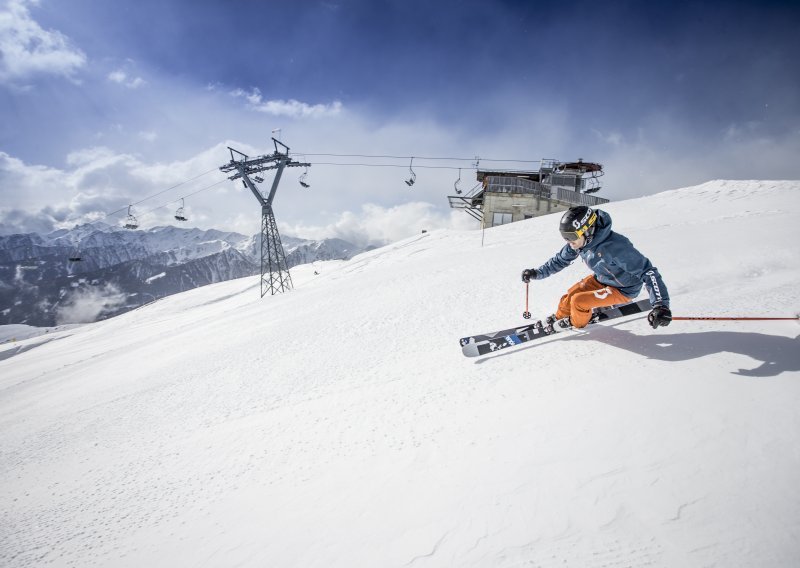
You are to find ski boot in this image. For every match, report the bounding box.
[544,314,572,334]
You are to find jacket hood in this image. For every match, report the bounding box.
[584,209,613,250]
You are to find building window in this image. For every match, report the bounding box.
[492,212,513,226]
[550,174,578,190]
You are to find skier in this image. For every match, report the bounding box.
[521,205,672,332]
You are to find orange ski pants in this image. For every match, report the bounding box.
[555,274,632,328]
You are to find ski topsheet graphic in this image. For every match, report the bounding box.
[460,299,652,357]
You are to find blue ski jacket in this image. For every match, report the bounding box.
[533,210,670,308]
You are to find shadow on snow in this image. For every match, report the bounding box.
[477,322,800,378]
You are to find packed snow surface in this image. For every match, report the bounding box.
[1,180,799,567]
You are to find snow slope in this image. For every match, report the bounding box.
[1,180,799,568]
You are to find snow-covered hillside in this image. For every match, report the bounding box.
[1,180,799,568]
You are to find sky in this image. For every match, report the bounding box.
[1,0,799,244]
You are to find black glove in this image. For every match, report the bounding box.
[648,305,672,329]
[521,268,537,283]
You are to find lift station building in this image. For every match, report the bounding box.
[448,159,610,227]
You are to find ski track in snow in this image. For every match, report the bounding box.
[1,180,800,567]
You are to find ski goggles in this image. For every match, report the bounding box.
[560,212,597,241]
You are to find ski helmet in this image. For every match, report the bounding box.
[559,206,598,242]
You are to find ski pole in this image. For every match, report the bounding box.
[673,316,799,321]
[523,282,531,319]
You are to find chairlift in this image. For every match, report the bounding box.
[405,157,416,186]
[174,198,188,222]
[299,166,310,188]
[67,237,83,261]
[454,168,462,194]
[583,174,603,194]
[123,205,139,229]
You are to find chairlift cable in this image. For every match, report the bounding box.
[135,178,230,220]
[306,161,535,172]
[128,167,221,207]
[69,168,222,228]
[292,152,541,164]
[64,149,543,232]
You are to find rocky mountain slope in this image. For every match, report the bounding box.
[0,223,362,326]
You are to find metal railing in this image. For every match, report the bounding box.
[484,176,547,195]
[447,195,483,221]
[553,187,609,207]
[483,175,608,206]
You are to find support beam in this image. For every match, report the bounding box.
[261,205,292,296]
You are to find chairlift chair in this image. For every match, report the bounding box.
[299,166,310,188]
[583,175,602,194]
[123,205,139,229]
[174,198,188,222]
[67,237,82,261]
[454,168,462,194]
[405,157,416,186]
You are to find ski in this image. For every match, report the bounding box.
[460,299,652,357]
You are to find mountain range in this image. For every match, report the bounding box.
[0,223,364,326]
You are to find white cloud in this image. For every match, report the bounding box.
[722,121,764,143]
[65,145,120,167]
[282,202,477,248]
[230,87,343,118]
[592,128,624,146]
[55,282,127,324]
[222,212,258,237]
[0,0,86,83]
[1,139,479,244]
[0,146,234,234]
[108,69,146,89]
[596,114,800,201]
[108,70,126,83]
